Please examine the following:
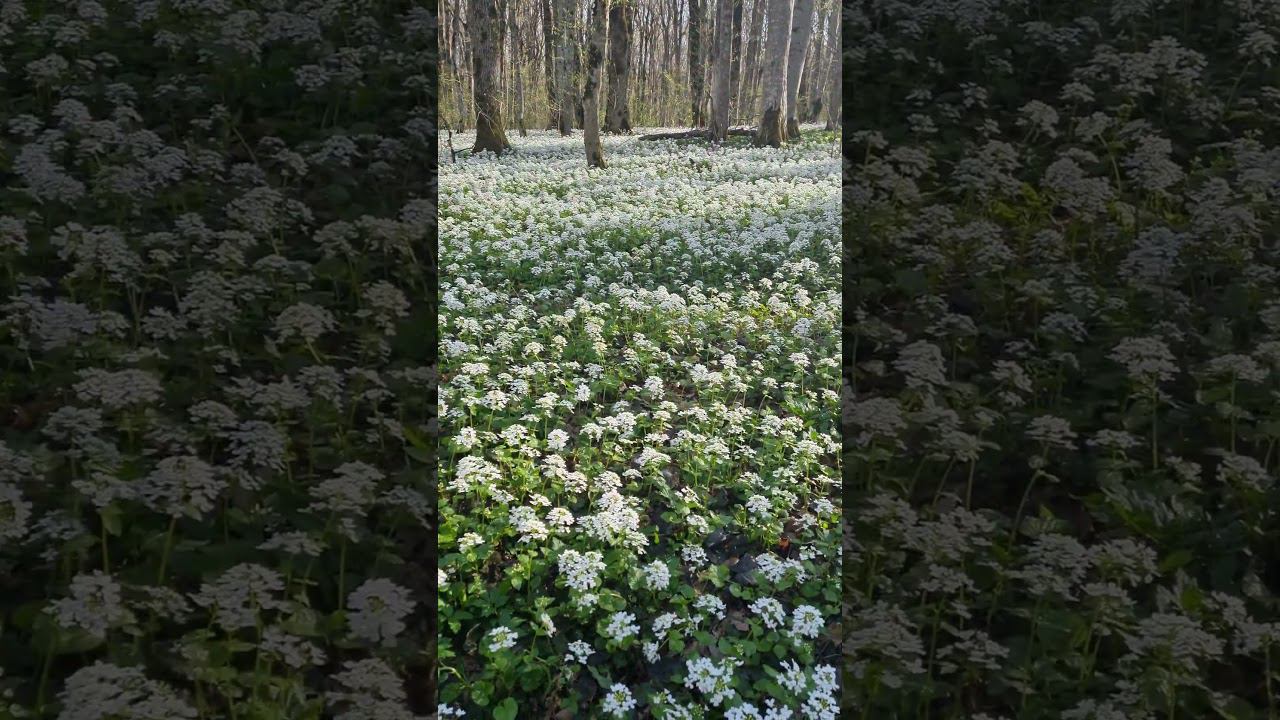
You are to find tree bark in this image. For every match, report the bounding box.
[554,0,574,135]
[452,3,469,128]
[469,0,511,154]
[784,0,815,140]
[688,0,704,127]
[823,0,840,130]
[542,0,558,129]
[583,0,609,167]
[509,0,527,136]
[604,0,633,133]
[739,0,765,125]
[801,4,823,122]
[728,0,744,122]
[571,16,586,129]
[707,0,733,141]
[754,0,792,147]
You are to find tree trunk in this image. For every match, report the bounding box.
[542,0,558,129]
[469,0,511,154]
[700,0,714,126]
[707,0,733,141]
[453,3,469,128]
[509,0,527,136]
[784,0,815,140]
[804,24,822,121]
[688,0,703,127]
[604,0,633,133]
[570,16,586,129]
[728,0,744,122]
[824,0,840,131]
[740,0,765,125]
[754,0,792,147]
[555,0,574,135]
[583,0,609,167]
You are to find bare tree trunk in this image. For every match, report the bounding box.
[784,0,815,140]
[469,0,511,154]
[583,0,609,167]
[571,10,586,129]
[508,0,527,136]
[700,0,714,126]
[515,14,528,135]
[728,0,744,122]
[554,0,574,134]
[604,0,632,133]
[824,0,840,130]
[688,0,703,127]
[542,0,558,129]
[739,0,765,125]
[452,2,469,128]
[707,0,733,141]
[635,6,648,114]
[804,6,824,122]
[754,0,792,147]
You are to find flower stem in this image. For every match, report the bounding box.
[157,515,179,584]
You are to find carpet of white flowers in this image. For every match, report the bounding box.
[0,2,432,719]
[437,128,841,719]
[846,1,1280,718]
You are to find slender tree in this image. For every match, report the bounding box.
[754,0,792,147]
[583,0,609,167]
[571,14,586,129]
[605,0,633,133]
[451,2,469,127]
[509,0,527,136]
[729,0,744,121]
[688,0,704,126]
[542,0,559,129]
[469,0,512,154]
[555,0,575,134]
[783,0,815,140]
[740,0,766,124]
[707,0,734,140]
[700,1,714,125]
[823,0,840,130]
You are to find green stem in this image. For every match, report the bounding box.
[338,534,348,610]
[964,458,978,510]
[1009,468,1043,544]
[35,633,56,712]
[157,515,179,584]
[1267,643,1276,720]
[1229,380,1237,454]
[101,520,110,573]
[1151,385,1159,469]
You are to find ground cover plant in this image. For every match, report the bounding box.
[845,0,1280,718]
[437,128,841,718]
[0,1,433,718]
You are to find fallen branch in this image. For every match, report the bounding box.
[638,129,709,140]
[638,127,757,140]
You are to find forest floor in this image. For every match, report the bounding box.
[845,3,1280,719]
[437,127,841,718]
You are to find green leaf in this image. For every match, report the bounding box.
[492,698,518,720]
[100,504,123,537]
[1213,695,1259,720]
[1159,549,1194,573]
